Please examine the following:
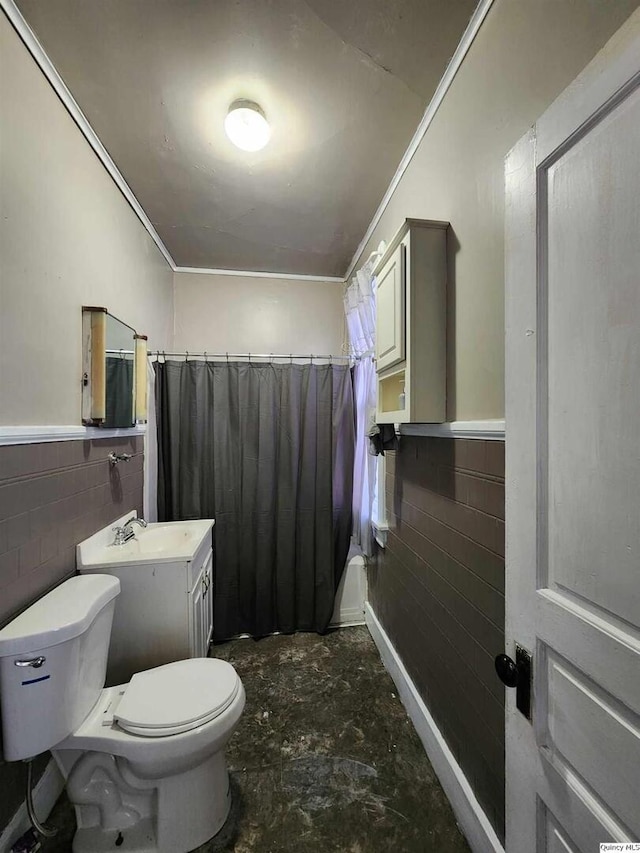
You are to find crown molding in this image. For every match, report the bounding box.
[0,0,176,270]
[174,266,345,283]
[343,0,495,281]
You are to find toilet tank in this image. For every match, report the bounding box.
[0,574,120,761]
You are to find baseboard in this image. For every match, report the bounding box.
[0,760,64,853]
[364,602,504,853]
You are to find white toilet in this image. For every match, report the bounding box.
[0,574,245,853]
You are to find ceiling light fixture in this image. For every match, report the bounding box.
[224,99,271,152]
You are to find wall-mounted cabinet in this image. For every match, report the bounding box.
[374,219,447,424]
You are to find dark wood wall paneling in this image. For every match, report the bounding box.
[368,435,505,839]
[0,436,144,831]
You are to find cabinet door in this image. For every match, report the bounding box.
[203,552,214,652]
[189,569,206,658]
[375,242,405,372]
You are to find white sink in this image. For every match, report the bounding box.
[77,513,214,567]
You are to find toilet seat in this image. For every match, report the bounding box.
[115,658,240,738]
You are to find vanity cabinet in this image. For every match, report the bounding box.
[78,522,215,685]
[374,218,447,424]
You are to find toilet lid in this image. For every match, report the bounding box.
[115,658,240,737]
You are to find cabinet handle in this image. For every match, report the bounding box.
[15,656,46,668]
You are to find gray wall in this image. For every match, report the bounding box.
[0,6,169,835]
[0,436,144,832]
[173,271,346,357]
[368,436,505,838]
[352,0,640,420]
[0,13,173,426]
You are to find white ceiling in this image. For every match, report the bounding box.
[16,0,478,277]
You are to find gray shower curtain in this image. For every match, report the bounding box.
[155,360,355,639]
[105,356,133,428]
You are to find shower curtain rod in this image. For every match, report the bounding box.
[151,351,360,362]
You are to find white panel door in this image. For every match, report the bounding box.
[375,242,405,372]
[505,10,640,851]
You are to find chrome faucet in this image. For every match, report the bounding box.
[112,517,148,546]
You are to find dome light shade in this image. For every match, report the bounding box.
[224,100,271,151]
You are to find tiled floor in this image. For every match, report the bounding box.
[40,627,470,852]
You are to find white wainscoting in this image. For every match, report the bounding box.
[400,420,505,441]
[364,602,505,853]
[0,425,146,446]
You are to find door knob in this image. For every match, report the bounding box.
[495,646,532,720]
[494,653,519,687]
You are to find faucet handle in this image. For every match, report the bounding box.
[111,525,127,545]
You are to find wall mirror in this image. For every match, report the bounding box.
[82,307,147,427]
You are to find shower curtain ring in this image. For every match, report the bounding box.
[248,353,251,362]
[162,350,166,363]
[310,354,314,364]
[204,351,208,362]
[290,353,293,364]
[185,351,189,361]
[329,354,333,365]
[226,352,229,363]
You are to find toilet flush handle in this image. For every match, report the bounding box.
[14,656,46,668]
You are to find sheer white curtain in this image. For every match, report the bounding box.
[344,259,377,556]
